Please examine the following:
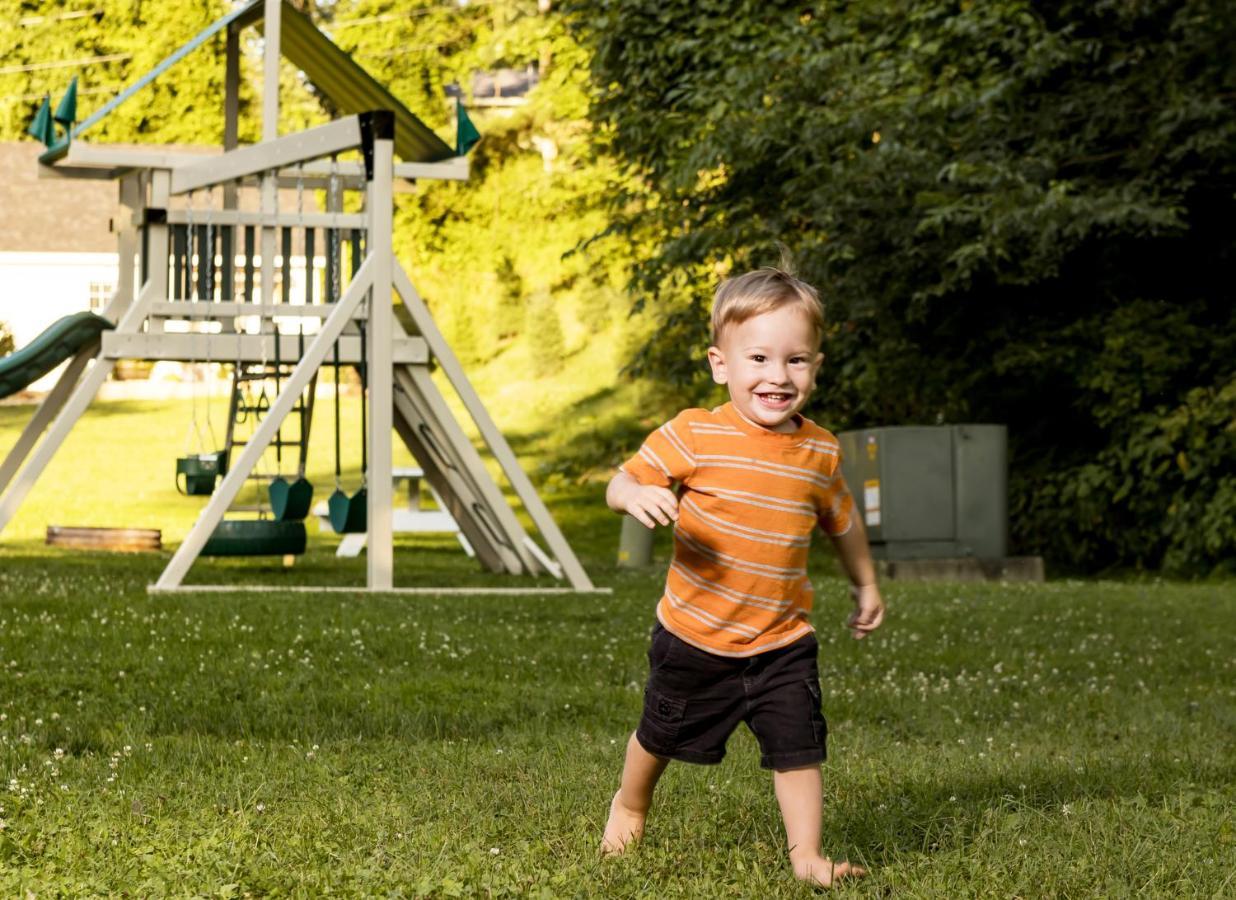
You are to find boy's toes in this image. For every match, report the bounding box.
[794,856,869,888]
[600,791,644,857]
[831,860,867,881]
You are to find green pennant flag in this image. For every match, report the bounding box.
[456,101,481,156]
[27,95,55,146]
[53,76,79,127]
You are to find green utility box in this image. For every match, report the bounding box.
[837,425,1008,560]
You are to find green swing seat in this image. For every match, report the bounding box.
[175,452,228,496]
[201,519,307,557]
[328,486,367,534]
[269,476,314,521]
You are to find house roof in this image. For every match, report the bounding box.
[69,0,455,164]
[0,143,115,253]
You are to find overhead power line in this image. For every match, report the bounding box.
[0,85,113,105]
[18,8,103,27]
[0,53,131,77]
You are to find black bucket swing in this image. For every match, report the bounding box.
[328,320,368,534]
[175,194,227,496]
[267,328,314,521]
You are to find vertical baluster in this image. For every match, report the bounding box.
[243,225,256,303]
[196,224,210,301]
[281,226,293,305]
[172,224,186,301]
[305,228,317,305]
[325,227,337,304]
[221,223,235,301]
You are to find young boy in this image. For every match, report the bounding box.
[601,267,885,888]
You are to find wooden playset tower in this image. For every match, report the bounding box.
[0,0,597,594]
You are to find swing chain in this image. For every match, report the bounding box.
[329,156,341,304]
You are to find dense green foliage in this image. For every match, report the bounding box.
[0,0,303,143]
[566,0,1236,574]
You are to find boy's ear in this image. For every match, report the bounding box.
[706,345,727,384]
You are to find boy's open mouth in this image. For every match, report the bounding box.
[756,392,792,407]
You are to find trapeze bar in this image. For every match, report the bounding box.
[171,116,365,195]
[99,332,428,365]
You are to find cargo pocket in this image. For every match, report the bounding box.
[641,687,687,749]
[805,679,828,745]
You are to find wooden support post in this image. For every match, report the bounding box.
[366,134,394,590]
[258,0,281,314]
[262,0,280,144]
[223,23,240,210]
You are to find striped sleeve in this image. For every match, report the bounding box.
[619,410,697,488]
[819,468,855,537]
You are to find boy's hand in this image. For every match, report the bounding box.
[625,485,679,529]
[847,584,885,640]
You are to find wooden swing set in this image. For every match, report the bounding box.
[0,0,599,595]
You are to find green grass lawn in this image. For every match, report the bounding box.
[1,401,1233,896]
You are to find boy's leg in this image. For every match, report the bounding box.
[773,765,865,887]
[601,731,670,855]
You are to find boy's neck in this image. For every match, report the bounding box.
[729,402,802,434]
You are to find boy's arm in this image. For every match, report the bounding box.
[607,470,679,529]
[829,520,886,640]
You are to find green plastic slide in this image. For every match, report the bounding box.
[0,312,113,399]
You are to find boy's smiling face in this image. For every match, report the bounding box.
[707,305,824,433]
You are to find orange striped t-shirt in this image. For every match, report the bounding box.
[620,402,854,657]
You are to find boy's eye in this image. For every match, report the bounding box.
[750,354,766,363]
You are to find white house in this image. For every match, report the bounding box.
[0,141,119,392]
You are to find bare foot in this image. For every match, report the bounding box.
[600,790,646,856]
[791,854,868,888]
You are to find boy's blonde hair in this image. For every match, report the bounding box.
[710,267,825,346]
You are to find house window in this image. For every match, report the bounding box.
[88,281,114,313]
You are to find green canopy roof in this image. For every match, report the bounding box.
[70,0,454,163]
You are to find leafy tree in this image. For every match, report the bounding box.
[0,0,328,144]
[565,0,1236,573]
[493,254,525,341]
[525,290,565,377]
[0,320,14,356]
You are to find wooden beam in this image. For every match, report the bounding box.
[171,117,363,195]
[100,331,428,365]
